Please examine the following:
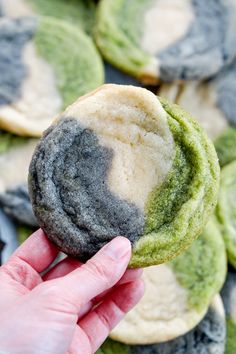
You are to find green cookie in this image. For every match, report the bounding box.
[29,85,220,267]
[216,160,236,269]
[214,127,236,167]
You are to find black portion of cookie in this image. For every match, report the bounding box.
[221,268,235,318]
[0,185,38,227]
[0,234,5,266]
[0,17,36,106]
[215,61,236,125]
[105,63,141,86]
[29,118,144,260]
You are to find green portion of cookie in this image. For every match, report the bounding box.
[28,0,96,35]
[17,225,35,244]
[217,160,236,269]
[130,98,220,267]
[170,219,226,312]
[95,0,154,82]
[96,339,129,354]
[35,16,104,111]
[226,319,236,354]
[214,127,236,167]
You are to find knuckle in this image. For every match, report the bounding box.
[96,309,111,331]
[85,258,115,286]
[1,258,41,289]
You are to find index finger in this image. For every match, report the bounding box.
[54,237,131,310]
[10,229,59,273]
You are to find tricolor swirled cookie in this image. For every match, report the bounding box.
[0,16,104,137]
[97,295,226,353]
[110,220,226,343]
[28,84,220,266]
[95,0,236,84]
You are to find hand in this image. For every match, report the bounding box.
[0,230,144,354]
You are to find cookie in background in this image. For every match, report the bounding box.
[0,16,104,137]
[95,0,236,84]
[97,295,225,354]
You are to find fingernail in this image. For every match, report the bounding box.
[103,237,131,260]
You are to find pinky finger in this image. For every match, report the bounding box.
[77,279,145,352]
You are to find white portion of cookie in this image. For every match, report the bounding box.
[110,264,207,344]
[0,0,34,17]
[212,294,225,319]
[229,283,236,324]
[0,140,37,193]
[61,84,174,210]
[141,0,194,56]
[0,41,62,137]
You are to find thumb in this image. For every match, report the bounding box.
[51,237,132,311]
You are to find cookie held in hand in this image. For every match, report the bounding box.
[29,84,220,267]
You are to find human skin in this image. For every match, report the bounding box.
[0,230,144,354]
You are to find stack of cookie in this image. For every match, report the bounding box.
[0,1,236,353]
